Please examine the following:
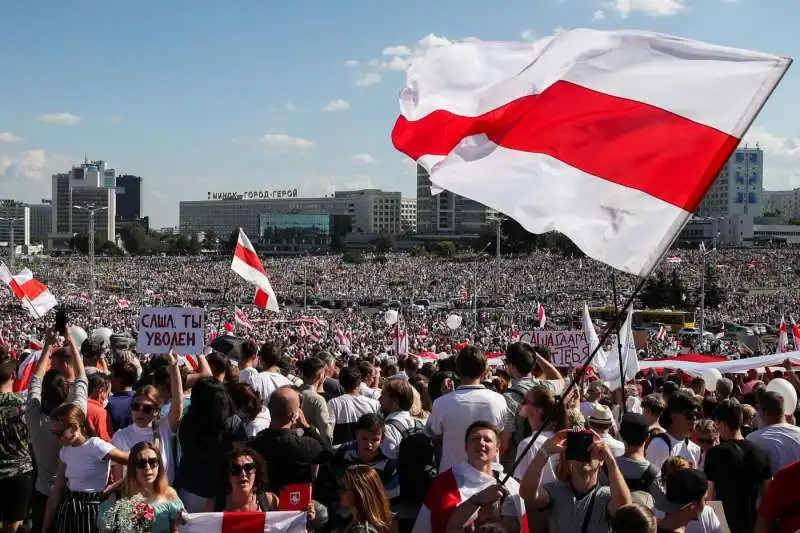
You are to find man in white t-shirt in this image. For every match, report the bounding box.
[645,390,702,471]
[246,341,292,405]
[746,390,800,475]
[426,347,508,472]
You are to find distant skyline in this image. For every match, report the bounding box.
[2,0,799,228]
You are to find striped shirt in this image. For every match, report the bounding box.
[327,394,381,445]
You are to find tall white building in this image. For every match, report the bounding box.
[0,200,31,247]
[763,188,800,219]
[50,160,117,247]
[401,197,417,233]
[697,147,764,218]
[334,189,402,234]
[415,165,494,235]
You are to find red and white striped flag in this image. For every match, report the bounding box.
[790,316,800,349]
[231,229,279,312]
[418,327,429,339]
[666,256,682,264]
[412,462,527,533]
[656,325,666,341]
[297,324,309,338]
[181,511,306,533]
[510,324,520,343]
[310,329,322,343]
[116,298,131,309]
[13,350,42,393]
[391,329,409,355]
[536,302,546,329]
[0,262,58,318]
[392,29,789,276]
[234,307,254,329]
[777,316,790,353]
[334,329,351,350]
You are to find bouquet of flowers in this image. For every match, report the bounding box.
[100,495,155,533]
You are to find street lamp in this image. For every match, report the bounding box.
[73,204,109,315]
[0,217,18,271]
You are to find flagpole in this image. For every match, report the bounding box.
[611,272,626,414]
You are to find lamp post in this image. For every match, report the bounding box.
[73,204,108,315]
[0,217,17,271]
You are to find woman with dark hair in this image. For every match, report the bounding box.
[209,448,278,512]
[100,441,184,533]
[42,404,129,533]
[338,464,394,533]
[174,376,246,512]
[228,382,271,437]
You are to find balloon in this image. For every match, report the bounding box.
[446,314,462,330]
[91,327,113,346]
[384,310,398,326]
[701,368,722,391]
[69,325,88,347]
[766,378,799,416]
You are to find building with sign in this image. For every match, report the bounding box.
[259,213,333,252]
[697,147,764,218]
[49,159,117,248]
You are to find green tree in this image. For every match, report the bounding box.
[170,235,190,255]
[99,240,123,256]
[409,244,427,257]
[435,240,456,258]
[667,269,686,309]
[204,230,217,247]
[222,229,239,254]
[702,263,724,309]
[641,270,669,309]
[342,250,363,264]
[375,231,394,253]
[187,237,202,256]
[119,224,151,255]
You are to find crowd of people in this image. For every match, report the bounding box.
[0,249,799,533]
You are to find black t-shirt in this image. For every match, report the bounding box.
[704,439,772,533]
[322,377,344,402]
[251,426,328,493]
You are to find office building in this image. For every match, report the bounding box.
[0,200,31,248]
[763,188,800,219]
[334,189,402,234]
[697,147,764,218]
[401,197,417,233]
[416,165,494,235]
[259,213,333,252]
[116,175,142,222]
[50,160,117,247]
[28,202,52,243]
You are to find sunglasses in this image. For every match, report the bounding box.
[135,458,160,470]
[132,402,156,415]
[229,463,257,476]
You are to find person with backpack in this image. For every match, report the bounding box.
[645,391,702,471]
[499,343,564,472]
[616,413,660,496]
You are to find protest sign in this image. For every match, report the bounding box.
[137,307,205,354]
[519,330,590,367]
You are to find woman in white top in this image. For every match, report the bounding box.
[110,353,184,483]
[42,403,129,533]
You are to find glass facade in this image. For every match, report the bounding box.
[259,213,331,251]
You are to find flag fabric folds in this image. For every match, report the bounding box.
[231,229,279,312]
[392,28,790,276]
[181,511,306,533]
[0,261,58,318]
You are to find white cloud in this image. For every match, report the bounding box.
[520,29,537,41]
[321,99,350,112]
[356,73,381,87]
[593,9,607,20]
[368,59,380,67]
[383,45,411,57]
[0,132,22,143]
[285,103,296,111]
[553,26,568,35]
[382,56,409,72]
[38,112,81,125]
[418,34,452,49]
[344,60,359,67]
[1,149,48,180]
[258,134,314,149]
[609,0,686,18]
[351,153,377,164]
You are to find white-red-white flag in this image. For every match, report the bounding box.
[334,329,351,350]
[536,302,546,329]
[656,325,666,341]
[391,329,409,355]
[116,298,131,309]
[234,307,254,330]
[181,511,306,533]
[778,316,790,353]
[790,316,800,349]
[231,229,279,312]
[13,350,42,393]
[0,262,58,318]
[392,29,790,276]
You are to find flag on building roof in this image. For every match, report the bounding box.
[392,28,790,276]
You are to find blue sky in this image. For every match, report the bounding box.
[1,0,799,228]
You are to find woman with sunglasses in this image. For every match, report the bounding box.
[338,464,394,533]
[209,448,280,512]
[100,441,184,533]
[110,352,183,484]
[42,403,129,533]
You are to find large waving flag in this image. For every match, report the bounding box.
[582,304,608,370]
[777,316,789,353]
[392,29,790,275]
[598,305,640,389]
[0,262,58,318]
[231,229,279,312]
[182,511,306,533]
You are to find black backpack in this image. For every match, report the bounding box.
[388,419,438,505]
[625,464,659,492]
[506,386,532,447]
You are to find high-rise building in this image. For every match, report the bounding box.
[697,147,764,218]
[0,200,31,247]
[116,175,142,222]
[50,160,117,247]
[334,189,402,234]
[28,202,52,243]
[401,197,417,233]
[415,165,494,235]
[763,188,800,219]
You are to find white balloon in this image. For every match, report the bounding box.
[384,310,398,325]
[69,325,88,347]
[446,314,462,330]
[701,368,722,391]
[91,327,113,346]
[766,378,799,416]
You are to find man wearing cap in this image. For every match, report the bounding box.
[587,404,624,458]
[654,469,710,533]
[645,391,701,471]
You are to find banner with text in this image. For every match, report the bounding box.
[520,330,590,367]
[137,307,205,354]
